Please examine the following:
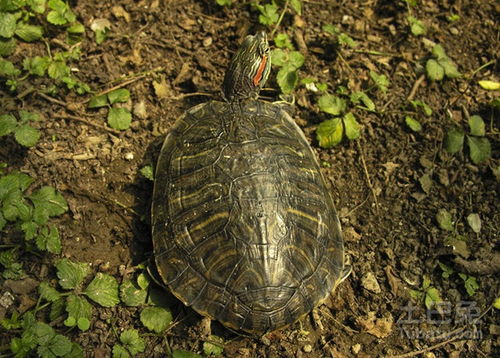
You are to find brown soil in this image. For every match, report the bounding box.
[1,0,499,357]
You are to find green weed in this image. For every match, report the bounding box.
[139,165,154,181]
[112,329,146,357]
[315,70,388,148]
[39,258,120,331]
[9,311,84,357]
[0,110,41,147]
[322,24,357,48]
[216,0,232,6]
[409,275,442,310]
[444,115,491,164]
[425,44,461,81]
[88,89,133,131]
[0,0,89,93]
[438,261,480,297]
[0,169,68,263]
[403,100,432,132]
[314,25,392,148]
[435,209,483,297]
[271,32,304,94]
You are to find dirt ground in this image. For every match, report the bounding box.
[1,0,499,357]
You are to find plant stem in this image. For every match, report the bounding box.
[469,59,495,78]
[270,0,290,38]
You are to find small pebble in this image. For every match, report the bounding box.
[352,343,361,354]
[203,36,213,47]
[0,291,15,309]
[449,27,459,35]
[341,15,353,24]
[303,344,312,353]
[133,101,148,119]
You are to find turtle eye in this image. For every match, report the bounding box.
[258,42,269,57]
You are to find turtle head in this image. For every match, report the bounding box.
[222,31,271,102]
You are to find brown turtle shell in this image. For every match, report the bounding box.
[152,99,346,335]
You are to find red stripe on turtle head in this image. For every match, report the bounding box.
[253,55,268,87]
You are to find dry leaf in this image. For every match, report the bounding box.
[385,265,402,296]
[344,227,361,242]
[173,62,191,85]
[111,5,131,22]
[90,18,111,32]
[133,101,148,119]
[153,78,170,98]
[357,311,393,338]
[419,173,433,194]
[361,272,381,293]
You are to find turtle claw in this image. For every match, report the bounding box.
[340,265,352,283]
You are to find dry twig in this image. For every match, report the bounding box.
[356,141,379,212]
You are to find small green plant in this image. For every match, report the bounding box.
[121,271,175,335]
[493,298,500,309]
[315,70,388,148]
[0,1,44,45]
[444,115,491,164]
[459,273,479,297]
[2,267,164,357]
[437,261,454,279]
[0,0,89,93]
[46,0,77,26]
[0,248,25,279]
[407,16,426,36]
[300,77,328,93]
[405,116,422,132]
[120,273,149,307]
[435,208,470,258]
[271,33,305,94]
[8,312,84,357]
[167,337,225,358]
[322,24,357,48]
[0,110,41,147]
[140,306,173,334]
[173,350,202,358]
[139,165,154,181]
[88,88,133,130]
[401,0,426,36]
[438,261,479,297]
[425,44,461,81]
[253,0,302,26]
[435,208,485,296]
[89,18,111,44]
[203,335,224,356]
[314,90,375,148]
[404,100,433,132]
[435,209,454,231]
[0,169,68,269]
[112,329,145,357]
[215,0,232,6]
[369,71,390,94]
[38,258,120,331]
[255,1,280,25]
[409,275,442,310]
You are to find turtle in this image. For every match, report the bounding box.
[151,31,350,335]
